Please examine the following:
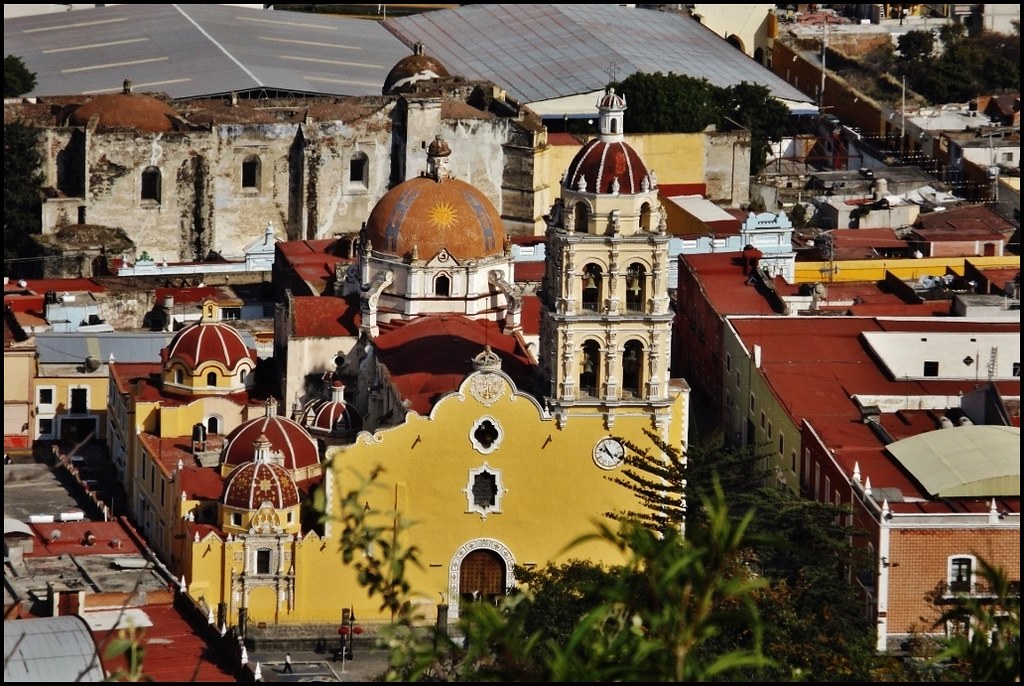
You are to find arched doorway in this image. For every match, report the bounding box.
[448,539,515,621]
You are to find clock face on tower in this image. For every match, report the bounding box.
[593,437,625,470]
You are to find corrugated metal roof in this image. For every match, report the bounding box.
[4,615,106,682]
[34,331,254,365]
[4,4,410,99]
[7,4,815,114]
[383,5,814,111]
[886,425,1021,498]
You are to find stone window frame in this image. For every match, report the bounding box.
[469,415,503,455]
[463,464,506,519]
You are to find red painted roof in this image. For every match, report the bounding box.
[95,603,236,682]
[548,132,585,147]
[730,316,1020,515]
[513,261,545,283]
[520,294,542,336]
[914,204,1016,237]
[109,362,163,394]
[180,463,228,501]
[292,295,360,338]
[658,183,707,198]
[26,520,144,558]
[831,228,907,248]
[374,315,536,415]
[678,253,780,316]
[4,277,106,295]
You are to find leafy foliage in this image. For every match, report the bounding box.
[611,72,790,174]
[4,54,36,97]
[931,557,1020,682]
[3,120,45,277]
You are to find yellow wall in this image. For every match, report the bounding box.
[321,371,687,624]
[184,370,686,627]
[794,255,1021,284]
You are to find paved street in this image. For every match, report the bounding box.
[249,648,391,682]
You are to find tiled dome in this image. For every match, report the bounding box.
[163,320,255,372]
[564,86,653,196]
[67,92,182,132]
[564,138,650,196]
[223,453,300,510]
[364,175,506,261]
[383,42,450,95]
[221,411,320,470]
[304,381,362,436]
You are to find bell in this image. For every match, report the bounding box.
[626,272,640,294]
[583,358,595,374]
[583,274,597,290]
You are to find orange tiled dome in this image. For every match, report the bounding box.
[223,458,300,510]
[365,175,506,261]
[163,321,255,373]
[67,93,181,132]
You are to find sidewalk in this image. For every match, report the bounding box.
[248,647,390,682]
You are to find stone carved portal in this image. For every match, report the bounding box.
[448,538,515,621]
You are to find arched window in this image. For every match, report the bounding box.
[639,202,652,231]
[349,152,368,187]
[241,155,261,190]
[141,166,161,203]
[174,369,184,384]
[207,416,220,434]
[573,202,589,233]
[622,340,644,398]
[435,274,451,297]
[625,262,646,313]
[581,264,602,311]
[206,371,217,387]
[579,340,600,398]
[610,118,618,134]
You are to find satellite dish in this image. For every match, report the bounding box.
[84,355,101,372]
[50,529,62,541]
[813,283,827,295]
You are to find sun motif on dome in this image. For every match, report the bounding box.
[429,201,458,230]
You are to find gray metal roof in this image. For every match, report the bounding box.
[4,4,411,99]
[4,615,106,682]
[7,4,814,116]
[33,330,254,365]
[35,332,176,364]
[887,425,1021,498]
[383,4,815,112]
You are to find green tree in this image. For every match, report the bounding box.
[3,120,45,277]
[609,430,878,681]
[327,465,772,682]
[612,72,789,174]
[4,54,36,97]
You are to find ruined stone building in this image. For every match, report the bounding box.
[7,61,548,271]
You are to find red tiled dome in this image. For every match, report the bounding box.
[221,414,320,470]
[383,42,450,95]
[564,138,650,195]
[365,176,506,261]
[223,458,299,510]
[67,93,181,132]
[164,321,255,372]
[304,381,362,436]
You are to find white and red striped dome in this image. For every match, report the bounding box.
[563,87,654,197]
[223,454,300,510]
[222,411,320,470]
[304,381,362,436]
[163,320,255,372]
[564,139,650,195]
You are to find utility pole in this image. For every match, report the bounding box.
[900,76,906,160]
[819,21,828,109]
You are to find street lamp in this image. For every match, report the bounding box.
[337,607,362,670]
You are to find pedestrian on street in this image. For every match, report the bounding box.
[284,652,293,674]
